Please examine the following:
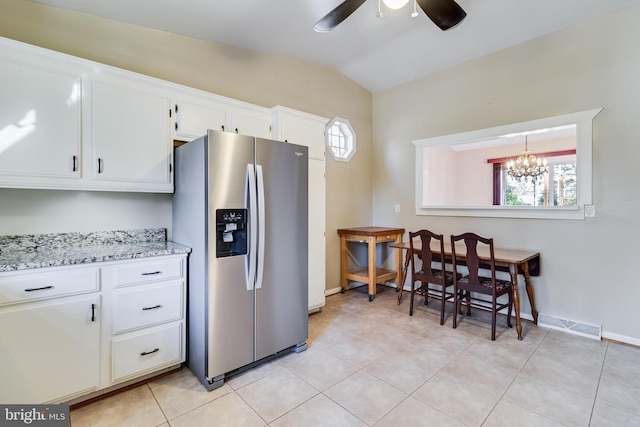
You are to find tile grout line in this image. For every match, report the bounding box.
[587,341,609,427]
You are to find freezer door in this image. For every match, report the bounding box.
[255,138,309,360]
[206,130,256,379]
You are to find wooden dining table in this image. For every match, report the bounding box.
[390,240,540,340]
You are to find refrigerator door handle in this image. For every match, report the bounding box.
[255,164,266,289]
[246,164,258,291]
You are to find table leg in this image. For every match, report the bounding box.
[521,262,539,324]
[340,236,348,293]
[509,264,523,340]
[394,233,403,290]
[397,250,411,305]
[367,236,376,301]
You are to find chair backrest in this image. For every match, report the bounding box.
[450,232,497,291]
[409,229,446,282]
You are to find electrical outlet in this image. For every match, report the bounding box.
[584,205,595,217]
[394,204,400,213]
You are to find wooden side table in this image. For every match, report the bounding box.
[337,226,405,301]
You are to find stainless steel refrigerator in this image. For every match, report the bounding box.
[172,130,308,391]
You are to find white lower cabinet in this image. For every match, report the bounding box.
[112,322,182,382]
[103,255,186,386]
[0,254,187,404]
[0,266,101,404]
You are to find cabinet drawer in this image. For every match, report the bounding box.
[113,280,183,333]
[115,258,183,286]
[0,267,99,306]
[112,322,183,382]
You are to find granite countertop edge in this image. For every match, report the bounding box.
[0,229,192,273]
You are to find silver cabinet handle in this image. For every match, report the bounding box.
[140,348,159,356]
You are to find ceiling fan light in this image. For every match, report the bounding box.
[382,0,410,10]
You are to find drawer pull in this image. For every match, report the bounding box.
[141,271,161,276]
[91,303,96,322]
[142,304,162,311]
[140,348,159,356]
[24,285,54,292]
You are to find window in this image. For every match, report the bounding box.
[493,150,577,207]
[502,156,577,207]
[325,117,355,162]
[413,109,602,220]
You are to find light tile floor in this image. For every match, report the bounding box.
[71,286,640,426]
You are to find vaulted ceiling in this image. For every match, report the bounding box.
[27,0,640,92]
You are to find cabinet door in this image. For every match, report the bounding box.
[308,159,326,310]
[230,105,272,139]
[173,98,228,141]
[0,58,81,183]
[271,107,327,160]
[91,79,172,191]
[0,294,100,404]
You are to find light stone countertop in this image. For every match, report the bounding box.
[0,228,191,272]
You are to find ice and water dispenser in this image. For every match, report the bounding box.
[215,209,248,258]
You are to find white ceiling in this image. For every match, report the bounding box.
[26,0,640,92]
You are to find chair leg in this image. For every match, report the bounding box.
[507,290,513,328]
[409,282,415,316]
[452,286,458,329]
[424,284,429,306]
[466,291,471,317]
[491,299,497,341]
[439,285,445,325]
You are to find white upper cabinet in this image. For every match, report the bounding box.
[271,106,327,160]
[173,94,228,141]
[0,37,174,193]
[0,44,83,187]
[229,104,272,139]
[173,87,271,141]
[90,76,173,191]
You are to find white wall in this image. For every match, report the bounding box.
[373,4,640,342]
[0,189,172,237]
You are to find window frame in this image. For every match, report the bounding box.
[413,108,602,220]
[325,117,356,162]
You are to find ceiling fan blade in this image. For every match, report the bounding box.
[314,0,368,32]
[416,0,467,31]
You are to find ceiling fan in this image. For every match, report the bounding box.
[314,0,467,32]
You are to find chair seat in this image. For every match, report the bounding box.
[416,269,457,283]
[457,275,512,291]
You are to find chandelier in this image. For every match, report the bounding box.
[506,136,548,181]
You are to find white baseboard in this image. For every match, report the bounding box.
[602,331,640,347]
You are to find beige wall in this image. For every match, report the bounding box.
[0,0,374,293]
[373,4,640,341]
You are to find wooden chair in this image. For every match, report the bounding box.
[450,232,513,340]
[409,229,456,325]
